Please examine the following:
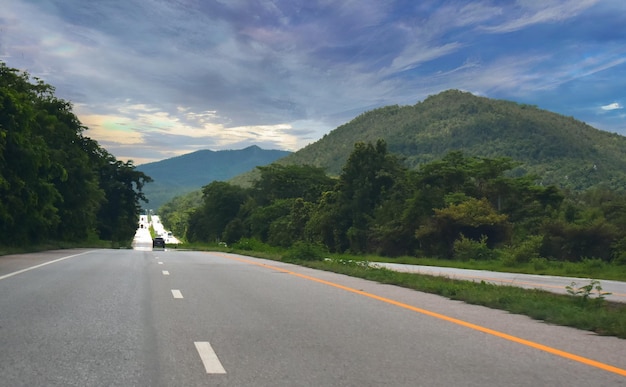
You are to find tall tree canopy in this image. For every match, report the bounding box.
[0,62,152,245]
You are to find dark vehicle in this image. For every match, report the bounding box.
[153,237,165,248]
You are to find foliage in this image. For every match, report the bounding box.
[231,237,275,253]
[301,259,626,338]
[416,197,510,257]
[505,235,543,264]
[0,62,151,246]
[253,164,335,205]
[565,280,612,302]
[453,234,499,261]
[540,218,618,262]
[158,91,626,266]
[261,89,626,193]
[283,241,328,261]
[95,155,152,242]
[159,190,202,240]
[137,145,291,209]
[186,181,248,243]
[165,139,626,266]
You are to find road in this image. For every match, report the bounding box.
[0,245,625,385]
[371,262,626,303]
[144,215,181,244]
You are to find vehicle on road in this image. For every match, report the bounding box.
[152,237,165,248]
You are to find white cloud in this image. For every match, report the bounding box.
[601,102,623,111]
[480,0,600,33]
[5,0,626,163]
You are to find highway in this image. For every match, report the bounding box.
[0,232,625,385]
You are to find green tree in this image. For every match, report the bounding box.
[253,164,335,204]
[95,152,152,243]
[415,197,510,257]
[33,84,105,240]
[0,64,61,243]
[186,181,248,242]
[0,62,152,246]
[309,140,406,253]
[159,190,203,239]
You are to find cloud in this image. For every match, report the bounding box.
[3,0,626,164]
[77,101,305,162]
[601,102,623,111]
[479,0,600,33]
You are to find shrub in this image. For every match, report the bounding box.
[453,234,497,261]
[531,257,549,271]
[511,235,543,263]
[611,237,626,265]
[283,241,327,261]
[232,238,270,252]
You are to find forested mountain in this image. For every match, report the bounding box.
[234,90,626,191]
[160,91,626,263]
[137,146,291,210]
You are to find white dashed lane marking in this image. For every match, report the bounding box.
[162,270,170,275]
[171,289,183,299]
[194,341,227,374]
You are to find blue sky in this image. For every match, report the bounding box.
[2,0,625,164]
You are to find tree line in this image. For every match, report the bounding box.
[160,139,626,264]
[0,62,151,246]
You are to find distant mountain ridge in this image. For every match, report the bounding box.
[230,90,626,191]
[138,145,291,209]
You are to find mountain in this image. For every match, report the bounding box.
[232,90,626,191]
[137,145,291,210]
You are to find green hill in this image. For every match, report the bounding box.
[137,145,291,210]
[233,90,626,191]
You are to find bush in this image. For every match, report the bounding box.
[453,234,498,261]
[511,235,543,263]
[611,237,626,265]
[531,257,549,271]
[232,238,271,252]
[283,241,327,261]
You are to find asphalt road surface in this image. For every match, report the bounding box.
[1,247,625,386]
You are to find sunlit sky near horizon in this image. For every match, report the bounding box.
[2,0,625,165]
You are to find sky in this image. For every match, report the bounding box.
[2,0,625,165]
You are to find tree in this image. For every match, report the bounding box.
[0,62,152,246]
[34,84,105,240]
[415,197,510,258]
[159,190,203,239]
[253,164,335,205]
[95,152,152,242]
[310,140,406,253]
[186,181,248,242]
[0,64,61,243]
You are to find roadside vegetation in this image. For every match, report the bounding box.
[173,239,626,339]
[159,138,626,338]
[306,259,626,339]
[162,140,626,269]
[0,62,151,249]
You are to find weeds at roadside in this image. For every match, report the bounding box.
[297,259,626,339]
[565,279,612,303]
[187,241,626,338]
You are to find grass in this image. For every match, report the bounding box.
[298,259,626,339]
[326,254,626,282]
[194,243,626,339]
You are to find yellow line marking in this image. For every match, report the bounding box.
[215,253,626,378]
